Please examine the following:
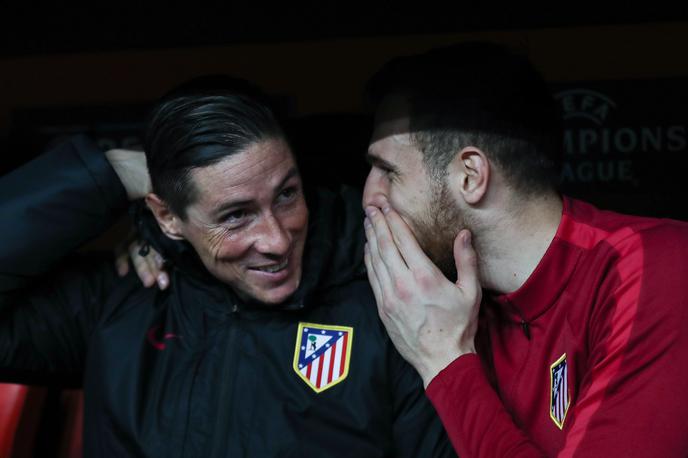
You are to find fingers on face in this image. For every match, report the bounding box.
[384,207,437,272]
[365,214,397,283]
[366,215,404,311]
[365,209,420,314]
[365,206,408,275]
[364,242,383,304]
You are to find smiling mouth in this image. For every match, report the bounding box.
[251,258,289,273]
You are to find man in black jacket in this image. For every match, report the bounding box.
[0,91,454,457]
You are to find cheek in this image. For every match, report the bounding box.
[388,192,428,240]
[283,200,309,234]
[397,211,423,241]
[200,229,252,263]
[394,176,434,216]
[387,185,417,222]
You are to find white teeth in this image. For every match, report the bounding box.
[254,259,288,273]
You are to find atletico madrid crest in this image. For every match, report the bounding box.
[549,353,570,429]
[293,322,353,393]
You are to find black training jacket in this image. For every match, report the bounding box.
[0,136,455,457]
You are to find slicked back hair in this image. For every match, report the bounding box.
[144,92,285,219]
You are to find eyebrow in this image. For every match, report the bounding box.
[365,152,399,174]
[211,167,300,218]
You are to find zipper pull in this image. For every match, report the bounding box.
[521,319,531,340]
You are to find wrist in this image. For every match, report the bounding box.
[420,347,475,388]
[105,149,151,200]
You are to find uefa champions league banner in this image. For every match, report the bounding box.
[551,78,688,219]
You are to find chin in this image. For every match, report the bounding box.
[254,288,296,305]
[251,277,301,305]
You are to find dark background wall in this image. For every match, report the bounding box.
[2,6,688,221]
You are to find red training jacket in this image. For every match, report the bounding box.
[427,197,688,457]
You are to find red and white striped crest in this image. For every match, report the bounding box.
[549,353,570,429]
[293,322,353,393]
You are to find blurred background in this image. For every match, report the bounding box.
[2,5,688,218]
[1,6,688,455]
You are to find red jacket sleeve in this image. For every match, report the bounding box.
[427,355,546,457]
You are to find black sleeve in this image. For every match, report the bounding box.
[388,342,457,458]
[0,136,129,380]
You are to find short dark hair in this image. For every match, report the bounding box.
[144,90,284,219]
[367,41,562,193]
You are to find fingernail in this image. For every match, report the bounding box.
[365,207,377,217]
[158,273,168,289]
[364,217,372,229]
[382,205,390,214]
[463,231,472,247]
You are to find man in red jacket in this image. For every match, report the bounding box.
[362,42,688,456]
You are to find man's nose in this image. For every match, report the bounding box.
[254,214,291,255]
[362,168,389,210]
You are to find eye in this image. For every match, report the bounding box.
[277,186,299,202]
[223,209,247,226]
[365,155,398,181]
[377,166,397,181]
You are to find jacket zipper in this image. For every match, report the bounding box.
[180,345,207,457]
[504,298,531,340]
[521,320,531,340]
[208,293,240,458]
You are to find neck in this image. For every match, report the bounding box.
[473,192,563,295]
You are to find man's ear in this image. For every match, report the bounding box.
[145,193,185,241]
[447,147,490,205]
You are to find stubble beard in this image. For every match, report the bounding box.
[411,179,466,282]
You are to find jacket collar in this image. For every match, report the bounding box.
[489,196,586,323]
